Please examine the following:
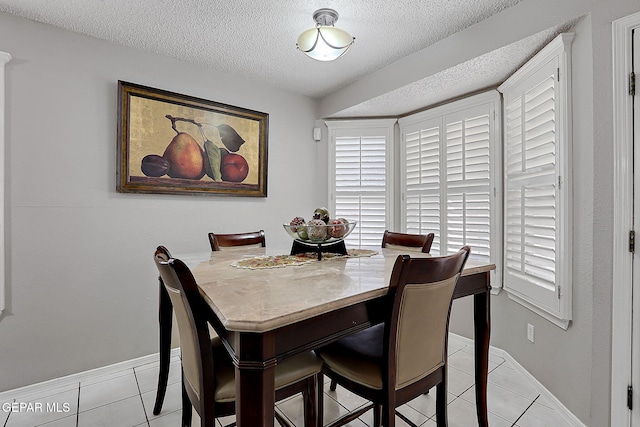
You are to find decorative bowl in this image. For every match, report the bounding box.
[283,220,357,244]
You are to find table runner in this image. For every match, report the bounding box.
[231,248,378,269]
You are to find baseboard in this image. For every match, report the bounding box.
[449,333,586,427]
[0,348,181,402]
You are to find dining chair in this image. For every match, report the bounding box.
[208,229,266,251]
[326,229,437,393]
[381,230,435,253]
[318,246,471,427]
[154,246,323,427]
[152,246,175,416]
[153,230,267,415]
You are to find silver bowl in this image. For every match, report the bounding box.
[283,220,357,244]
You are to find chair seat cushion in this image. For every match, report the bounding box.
[318,323,385,390]
[213,337,322,402]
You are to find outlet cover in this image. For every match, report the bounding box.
[527,323,535,343]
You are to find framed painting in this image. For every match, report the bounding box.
[117,81,268,197]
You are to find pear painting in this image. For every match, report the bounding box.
[139,115,249,183]
[118,81,267,197]
[162,133,205,180]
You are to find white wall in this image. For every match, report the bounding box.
[490,15,594,422]
[489,4,637,425]
[0,12,323,391]
[318,0,638,424]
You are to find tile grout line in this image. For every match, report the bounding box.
[72,370,148,425]
[395,408,416,425]
[3,399,12,427]
[132,367,151,427]
[75,383,80,427]
[323,390,371,426]
[489,358,506,373]
[510,394,540,427]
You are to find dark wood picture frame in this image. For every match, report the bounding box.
[117,81,268,197]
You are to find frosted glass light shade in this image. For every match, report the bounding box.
[297,26,354,61]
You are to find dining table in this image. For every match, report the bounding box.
[167,245,495,426]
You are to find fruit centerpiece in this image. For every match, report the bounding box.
[284,208,357,260]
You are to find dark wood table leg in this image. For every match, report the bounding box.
[473,281,491,427]
[153,279,173,415]
[235,363,276,426]
[234,333,277,426]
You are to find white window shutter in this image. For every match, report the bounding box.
[444,108,493,264]
[327,120,396,248]
[403,118,442,254]
[499,33,573,328]
[399,91,502,290]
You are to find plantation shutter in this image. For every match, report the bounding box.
[399,91,501,288]
[327,120,395,248]
[444,107,493,264]
[404,117,442,254]
[499,33,573,327]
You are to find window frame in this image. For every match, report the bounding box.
[498,33,574,329]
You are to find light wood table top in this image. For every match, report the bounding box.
[183,247,495,333]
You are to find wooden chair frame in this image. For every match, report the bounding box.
[328,229,436,393]
[321,247,470,427]
[154,246,322,427]
[381,230,435,253]
[208,230,266,251]
[153,230,265,415]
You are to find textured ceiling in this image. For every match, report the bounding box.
[329,23,574,118]
[0,0,580,118]
[0,0,525,102]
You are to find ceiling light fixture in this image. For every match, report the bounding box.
[297,8,355,61]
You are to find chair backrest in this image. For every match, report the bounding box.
[381,230,435,253]
[208,230,266,251]
[386,246,470,390]
[153,246,213,405]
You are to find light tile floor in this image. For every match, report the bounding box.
[1,337,575,427]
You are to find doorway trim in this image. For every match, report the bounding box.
[612,11,640,427]
[0,51,9,316]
